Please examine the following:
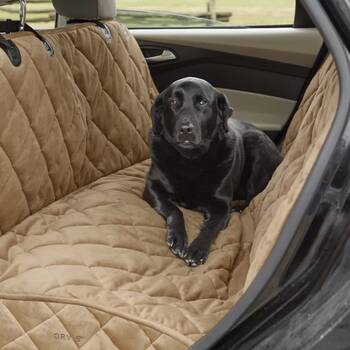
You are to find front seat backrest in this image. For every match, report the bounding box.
[52,0,116,20]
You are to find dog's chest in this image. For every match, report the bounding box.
[165,166,219,208]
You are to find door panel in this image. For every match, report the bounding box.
[218,88,296,132]
[133,28,322,67]
[132,28,322,136]
[137,40,309,99]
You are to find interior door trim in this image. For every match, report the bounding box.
[219,88,296,131]
[132,27,322,67]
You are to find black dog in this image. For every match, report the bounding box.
[144,78,282,266]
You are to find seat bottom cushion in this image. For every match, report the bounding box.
[0,160,253,349]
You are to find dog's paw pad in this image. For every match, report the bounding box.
[185,244,209,267]
[170,245,187,258]
[166,235,175,248]
[166,229,188,258]
[178,248,188,258]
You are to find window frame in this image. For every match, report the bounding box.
[114,0,314,31]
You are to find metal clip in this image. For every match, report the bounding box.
[19,0,27,31]
[43,39,54,56]
[99,23,112,41]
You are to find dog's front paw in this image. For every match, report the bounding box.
[166,227,188,258]
[185,238,210,267]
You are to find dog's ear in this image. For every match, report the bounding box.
[151,92,165,136]
[217,93,233,133]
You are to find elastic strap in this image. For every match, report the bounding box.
[23,23,54,56]
[0,32,21,66]
[0,19,21,33]
[0,20,54,59]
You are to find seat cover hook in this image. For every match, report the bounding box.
[19,0,26,31]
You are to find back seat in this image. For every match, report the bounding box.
[0,1,339,349]
[0,20,156,234]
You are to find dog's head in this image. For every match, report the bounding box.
[151,77,233,159]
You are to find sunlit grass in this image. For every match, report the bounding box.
[0,1,55,28]
[117,0,295,26]
[0,0,295,29]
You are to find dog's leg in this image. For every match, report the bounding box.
[144,182,188,258]
[185,207,230,267]
[231,200,247,213]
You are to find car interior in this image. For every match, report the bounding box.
[0,0,340,349]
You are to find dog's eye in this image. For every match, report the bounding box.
[198,98,208,106]
[168,99,178,107]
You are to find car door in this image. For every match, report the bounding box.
[116,0,323,140]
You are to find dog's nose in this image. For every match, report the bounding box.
[180,122,194,134]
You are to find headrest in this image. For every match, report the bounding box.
[52,0,116,20]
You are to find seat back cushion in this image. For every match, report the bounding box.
[0,22,157,233]
[242,55,339,289]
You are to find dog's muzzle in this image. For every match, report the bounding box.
[175,120,201,148]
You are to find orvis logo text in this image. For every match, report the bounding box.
[53,333,84,343]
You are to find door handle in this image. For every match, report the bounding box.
[145,49,176,63]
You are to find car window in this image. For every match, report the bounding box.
[117,0,296,28]
[0,1,55,29]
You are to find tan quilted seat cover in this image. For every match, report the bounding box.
[0,19,339,350]
[0,22,156,234]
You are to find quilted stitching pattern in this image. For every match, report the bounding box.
[0,22,156,233]
[0,19,339,350]
[244,56,339,288]
[0,161,246,347]
[0,300,189,349]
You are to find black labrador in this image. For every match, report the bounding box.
[143,77,282,266]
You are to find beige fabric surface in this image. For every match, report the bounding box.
[244,55,339,288]
[0,19,339,350]
[0,22,156,234]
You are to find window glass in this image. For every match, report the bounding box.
[0,1,55,29]
[117,0,295,28]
